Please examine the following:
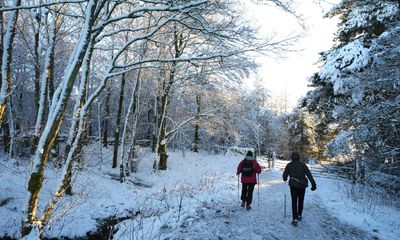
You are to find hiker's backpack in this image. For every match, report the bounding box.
[241,160,254,176]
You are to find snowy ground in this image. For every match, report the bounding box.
[0,146,399,239]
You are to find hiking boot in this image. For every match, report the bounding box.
[291,219,298,226]
[246,204,251,210]
[241,201,245,207]
[297,215,302,221]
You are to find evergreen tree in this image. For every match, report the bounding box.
[302,0,400,182]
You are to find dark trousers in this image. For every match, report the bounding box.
[290,186,306,220]
[241,183,256,205]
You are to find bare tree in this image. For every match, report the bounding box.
[21,1,210,236]
[22,1,100,236]
[0,0,21,125]
[32,10,59,152]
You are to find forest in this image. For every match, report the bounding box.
[0,0,399,239]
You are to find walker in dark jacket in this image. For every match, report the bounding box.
[236,151,261,210]
[283,152,316,226]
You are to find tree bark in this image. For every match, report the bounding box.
[0,0,4,100]
[113,71,126,169]
[7,96,15,157]
[151,96,158,153]
[0,0,6,154]
[121,69,140,179]
[102,87,110,148]
[32,14,57,153]
[158,68,174,170]
[122,39,147,179]
[0,0,21,126]
[22,1,98,236]
[1,103,9,153]
[158,27,185,170]
[157,84,169,170]
[193,94,201,152]
[33,10,41,121]
[65,36,95,195]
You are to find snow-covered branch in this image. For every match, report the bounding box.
[92,0,207,32]
[166,110,215,139]
[0,0,86,12]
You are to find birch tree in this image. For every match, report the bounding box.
[0,0,21,125]
[22,1,100,236]
[32,10,59,152]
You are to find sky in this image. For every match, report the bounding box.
[244,0,340,110]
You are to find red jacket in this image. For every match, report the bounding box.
[237,159,262,183]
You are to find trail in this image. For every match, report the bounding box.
[162,169,378,240]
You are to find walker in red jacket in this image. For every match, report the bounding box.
[236,150,262,210]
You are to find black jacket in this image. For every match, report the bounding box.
[283,160,316,188]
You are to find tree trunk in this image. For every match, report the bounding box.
[121,78,137,179]
[1,103,9,153]
[0,0,6,153]
[151,96,158,153]
[122,40,147,179]
[102,87,110,148]
[0,0,4,104]
[32,15,57,153]
[122,68,142,178]
[113,72,126,169]
[158,27,184,170]
[158,77,172,170]
[97,101,103,168]
[158,93,168,170]
[0,0,21,125]
[22,1,98,236]
[7,96,15,157]
[193,94,201,152]
[0,0,5,154]
[33,11,41,121]
[65,37,95,195]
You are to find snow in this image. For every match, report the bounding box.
[317,177,400,240]
[343,2,398,31]
[1,148,399,239]
[319,39,371,95]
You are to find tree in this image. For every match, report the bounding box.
[302,0,400,182]
[0,0,21,125]
[0,0,310,237]
[20,1,228,236]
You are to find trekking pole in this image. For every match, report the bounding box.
[257,173,260,207]
[284,193,287,218]
[237,174,240,205]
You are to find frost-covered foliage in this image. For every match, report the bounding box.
[342,1,397,30]
[303,0,400,183]
[284,109,319,160]
[228,83,272,152]
[327,0,399,42]
[319,39,370,94]
[325,130,356,162]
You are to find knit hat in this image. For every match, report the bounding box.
[245,150,255,160]
[291,152,300,161]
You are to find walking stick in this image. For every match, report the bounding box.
[237,174,240,205]
[284,193,287,218]
[257,173,260,207]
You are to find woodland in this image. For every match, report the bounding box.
[0,0,399,238]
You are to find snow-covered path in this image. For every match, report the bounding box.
[1,150,397,239]
[162,170,376,240]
